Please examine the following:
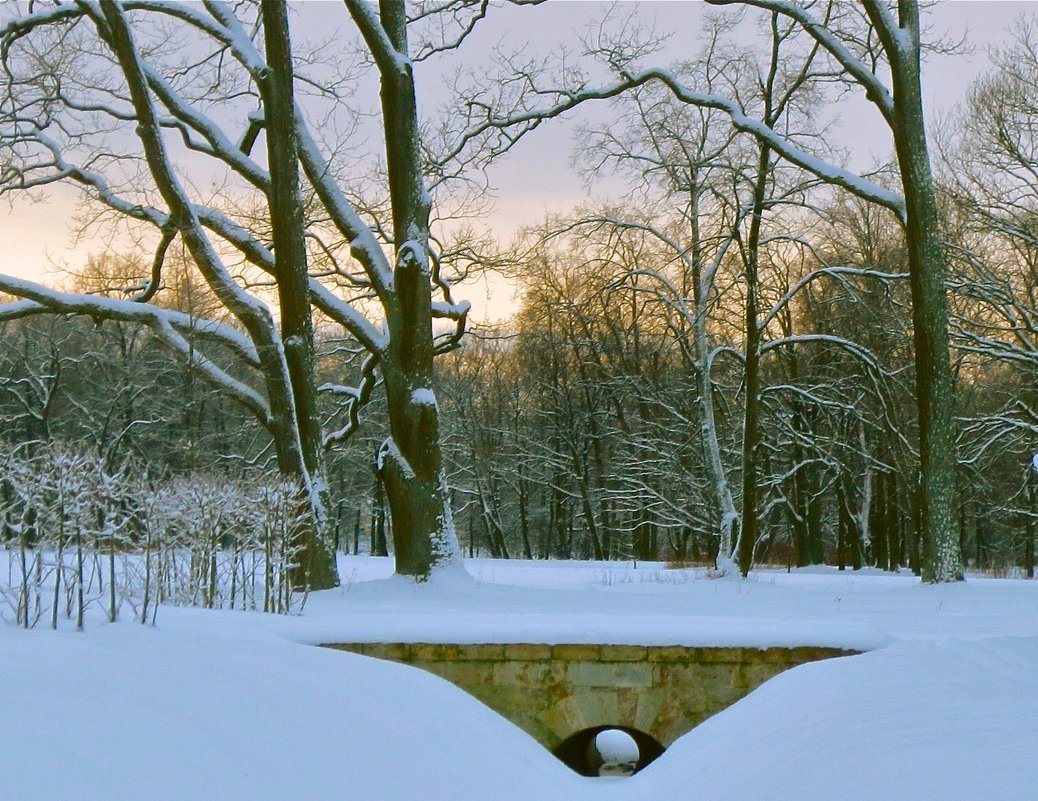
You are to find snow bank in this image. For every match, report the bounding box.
[627,637,1038,801]
[0,620,591,801]
[4,555,1038,800]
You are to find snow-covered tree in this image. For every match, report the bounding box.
[0,0,483,583]
[462,0,963,581]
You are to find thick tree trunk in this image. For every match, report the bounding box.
[889,4,963,583]
[260,0,338,591]
[355,0,461,580]
[97,0,338,590]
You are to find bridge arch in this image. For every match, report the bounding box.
[552,725,665,776]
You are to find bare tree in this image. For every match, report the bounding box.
[459,0,963,581]
[0,0,486,582]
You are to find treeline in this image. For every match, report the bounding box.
[2,207,1035,577]
[435,203,1037,574]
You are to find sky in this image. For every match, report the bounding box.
[0,1,1028,322]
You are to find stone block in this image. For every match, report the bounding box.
[743,663,783,691]
[650,663,684,687]
[696,647,745,663]
[615,687,641,721]
[471,683,532,713]
[437,661,496,687]
[539,693,593,737]
[502,643,553,661]
[552,644,601,661]
[654,662,729,690]
[651,697,698,745]
[410,643,461,662]
[633,693,664,734]
[492,661,529,686]
[494,660,567,688]
[703,679,744,709]
[707,662,745,688]
[568,661,651,688]
[601,644,649,662]
[361,642,412,661]
[547,691,624,733]
[455,643,505,661]
[646,645,695,663]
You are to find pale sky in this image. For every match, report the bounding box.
[0,1,1027,322]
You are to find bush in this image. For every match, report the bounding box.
[0,443,308,629]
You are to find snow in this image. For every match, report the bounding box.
[286,558,1037,652]
[631,636,1038,801]
[376,437,415,479]
[595,729,640,763]
[0,618,585,801]
[3,555,1037,800]
[411,387,437,406]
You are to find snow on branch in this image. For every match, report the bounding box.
[760,333,891,383]
[708,0,896,124]
[192,206,388,353]
[321,351,380,449]
[377,436,417,480]
[760,264,909,332]
[344,0,411,77]
[0,275,257,363]
[630,68,905,219]
[453,68,905,221]
[141,63,269,189]
[0,275,271,424]
[296,123,395,298]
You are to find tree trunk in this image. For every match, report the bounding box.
[371,461,389,557]
[736,144,770,577]
[517,466,534,560]
[370,1,461,580]
[889,3,963,583]
[260,0,338,590]
[689,187,739,567]
[1026,472,1035,579]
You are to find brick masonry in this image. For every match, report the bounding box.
[322,642,856,748]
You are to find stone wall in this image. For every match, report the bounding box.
[323,642,855,748]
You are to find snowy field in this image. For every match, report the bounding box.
[3,555,1037,800]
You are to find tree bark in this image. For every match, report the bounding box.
[357,0,462,579]
[887,2,963,582]
[736,143,771,577]
[260,0,338,590]
[95,0,338,590]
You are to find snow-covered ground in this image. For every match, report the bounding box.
[3,556,1036,800]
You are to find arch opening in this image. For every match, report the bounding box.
[551,725,665,777]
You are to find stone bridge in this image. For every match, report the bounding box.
[323,642,854,772]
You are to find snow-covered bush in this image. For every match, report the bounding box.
[139,477,304,618]
[0,445,126,628]
[0,443,308,628]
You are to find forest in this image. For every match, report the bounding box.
[1,0,1037,606]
